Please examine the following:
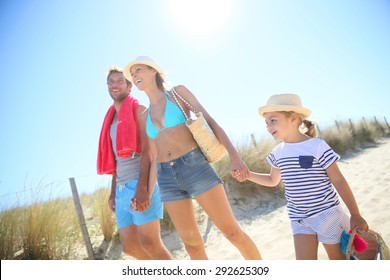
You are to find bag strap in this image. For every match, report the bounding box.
[171,86,199,121]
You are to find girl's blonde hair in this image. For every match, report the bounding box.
[302,119,318,138]
[282,112,318,138]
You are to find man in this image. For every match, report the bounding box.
[97,66,172,259]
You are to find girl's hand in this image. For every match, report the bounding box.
[350,214,369,232]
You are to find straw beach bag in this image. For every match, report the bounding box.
[346,228,390,260]
[171,87,226,163]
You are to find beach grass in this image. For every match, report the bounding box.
[91,188,116,242]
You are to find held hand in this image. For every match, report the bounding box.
[230,158,249,182]
[232,170,247,182]
[350,214,369,232]
[130,189,150,212]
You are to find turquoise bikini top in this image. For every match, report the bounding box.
[146,91,186,139]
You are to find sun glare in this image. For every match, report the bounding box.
[167,0,235,39]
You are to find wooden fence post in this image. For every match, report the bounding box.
[374,116,385,135]
[251,133,257,147]
[69,177,95,260]
[362,117,367,128]
[384,117,390,133]
[349,119,356,137]
[316,124,321,135]
[335,120,341,132]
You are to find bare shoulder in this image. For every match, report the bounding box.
[137,103,148,114]
[174,84,187,92]
[137,104,148,121]
[174,84,196,99]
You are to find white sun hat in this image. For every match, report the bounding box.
[123,55,165,81]
[258,93,311,118]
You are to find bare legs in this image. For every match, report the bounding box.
[294,234,345,260]
[164,199,208,259]
[197,185,261,259]
[139,219,174,260]
[165,184,262,260]
[118,225,151,259]
[118,220,173,260]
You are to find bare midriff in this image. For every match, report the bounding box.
[155,123,198,163]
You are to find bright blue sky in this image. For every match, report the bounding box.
[1,0,389,208]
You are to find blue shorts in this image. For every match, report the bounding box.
[157,148,222,202]
[115,179,163,229]
[290,205,349,244]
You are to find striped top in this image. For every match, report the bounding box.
[267,138,340,220]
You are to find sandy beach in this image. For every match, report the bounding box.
[101,137,390,260]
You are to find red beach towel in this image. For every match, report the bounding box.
[97,95,141,175]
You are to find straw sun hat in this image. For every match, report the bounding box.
[258,93,311,118]
[123,55,165,82]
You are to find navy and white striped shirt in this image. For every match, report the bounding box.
[267,138,340,220]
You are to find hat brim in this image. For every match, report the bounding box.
[123,60,165,82]
[258,105,311,118]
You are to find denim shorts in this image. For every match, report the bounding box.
[157,148,222,202]
[290,205,349,244]
[115,179,163,229]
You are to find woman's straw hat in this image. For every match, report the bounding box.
[258,93,311,118]
[123,55,165,81]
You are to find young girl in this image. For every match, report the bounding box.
[122,56,261,260]
[245,93,368,260]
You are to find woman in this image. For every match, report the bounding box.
[123,56,261,260]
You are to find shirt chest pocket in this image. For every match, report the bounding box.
[299,156,314,169]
